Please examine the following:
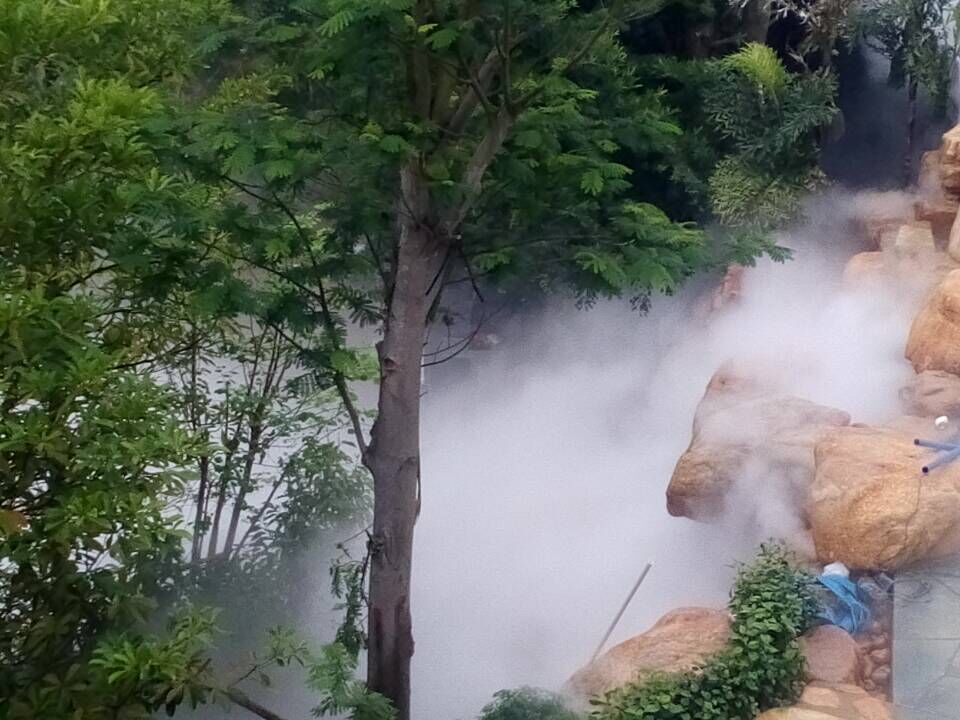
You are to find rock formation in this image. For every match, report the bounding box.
[565,607,730,700]
[906,268,960,374]
[667,365,850,521]
[756,683,894,720]
[900,369,960,417]
[800,626,861,685]
[809,426,960,570]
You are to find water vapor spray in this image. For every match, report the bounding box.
[412,189,925,720]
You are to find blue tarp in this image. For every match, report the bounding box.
[816,573,871,634]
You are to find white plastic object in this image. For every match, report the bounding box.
[822,561,850,578]
[936,415,950,430]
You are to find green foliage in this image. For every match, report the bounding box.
[724,43,789,98]
[0,0,227,278]
[309,642,397,720]
[0,280,200,718]
[592,546,817,720]
[179,0,729,321]
[89,607,220,717]
[860,0,960,114]
[704,44,837,232]
[479,687,582,720]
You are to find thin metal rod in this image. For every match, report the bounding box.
[589,562,653,663]
[914,439,957,451]
[923,445,960,473]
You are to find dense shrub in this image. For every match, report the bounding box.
[479,687,582,720]
[591,545,817,720]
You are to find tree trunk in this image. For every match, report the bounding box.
[904,78,918,187]
[224,423,263,556]
[191,454,209,564]
[742,0,771,44]
[365,163,445,720]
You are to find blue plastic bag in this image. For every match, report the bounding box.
[816,573,871,634]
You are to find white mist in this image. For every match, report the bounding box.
[412,190,923,720]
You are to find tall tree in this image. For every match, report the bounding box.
[183,2,799,717]
[861,0,960,183]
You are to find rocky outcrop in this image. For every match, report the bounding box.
[940,125,960,199]
[842,222,957,297]
[667,366,850,521]
[915,198,958,246]
[891,221,936,261]
[810,426,960,570]
[900,370,960,417]
[800,626,861,685]
[565,607,730,699]
[905,268,960,374]
[841,252,886,290]
[949,209,960,262]
[756,683,894,720]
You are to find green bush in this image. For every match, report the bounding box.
[479,687,582,720]
[591,545,817,720]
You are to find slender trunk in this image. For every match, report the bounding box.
[223,423,262,556]
[365,164,445,720]
[191,454,209,564]
[188,340,207,565]
[233,467,286,557]
[904,78,918,187]
[206,474,228,559]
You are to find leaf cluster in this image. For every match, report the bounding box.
[591,545,818,720]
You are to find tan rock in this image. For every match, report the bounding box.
[949,208,960,262]
[860,218,905,251]
[919,149,943,193]
[800,626,861,685]
[900,370,960,417]
[757,710,839,720]
[800,685,843,708]
[893,221,936,261]
[842,252,887,290]
[869,667,890,686]
[852,696,892,720]
[706,264,746,314]
[565,607,730,699]
[882,414,942,438]
[810,425,960,569]
[667,365,850,521]
[940,124,960,198]
[756,683,894,720]
[906,269,960,374]
[914,198,957,246]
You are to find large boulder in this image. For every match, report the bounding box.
[940,124,960,199]
[949,208,960,262]
[800,626,861,685]
[900,370,960,417]
[842,224,957,298]
[841,252,887,291]
[565,607,730,699]
[756,683,894,720]
[667,366,850,521]
[810,426,960,570]
[891,221,936,261]
[905,268,960,374]
[914,197,958,246]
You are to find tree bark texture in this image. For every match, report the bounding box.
[364,163,446,720]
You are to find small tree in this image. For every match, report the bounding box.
[861,0,960,183]
[183,3,800,717]
[0,281,204,718]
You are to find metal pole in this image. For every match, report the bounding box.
[589,562,653,663]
